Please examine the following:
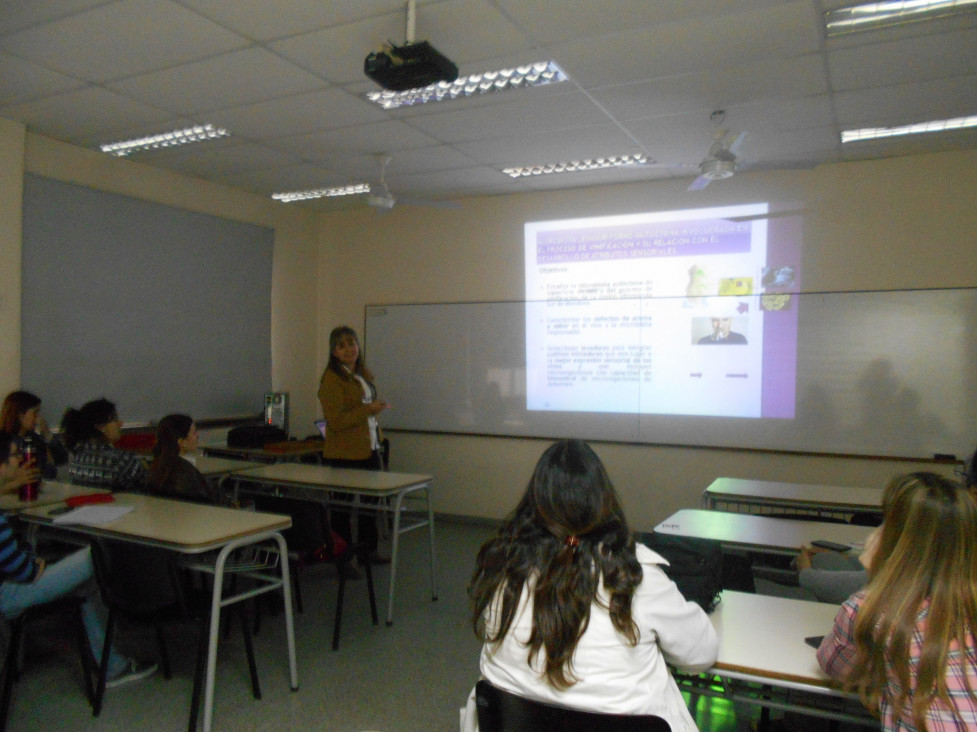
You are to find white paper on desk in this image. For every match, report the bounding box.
[52,505,134,525]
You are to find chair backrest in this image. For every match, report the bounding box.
[474,680,671,732]
[250,494,332,556]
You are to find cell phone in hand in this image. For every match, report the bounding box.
[805,635,824,649]
[810,539,851,552]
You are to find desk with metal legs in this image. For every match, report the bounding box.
[230,463,437,625]
[17,493,298,732]
[678,590,874,726]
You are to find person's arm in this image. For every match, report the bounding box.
[816,595,862,680]
[798,568,868,605]
[0,514,40,583]
[0,461,41,494]
[636,547,719,672]
[113,450,149,492]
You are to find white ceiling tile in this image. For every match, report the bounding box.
[0,0,249,82]
[106,47,328,115]
[589,55,828,122]
[834,75,977,127]
[274,120,440,159]
[173,0,405,41]
[1,86,175,141]
[454,124,639,166]
[827,26,977,90]
[0,0,115,36]
[0,51,86,106]
[550,3,821,88]
[404,90,610,144]
[210,88,389,140]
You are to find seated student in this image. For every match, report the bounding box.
[0,433,156,687]
[461,439,718,732]
[817,473,977,731]
[61,399,147,491]
[0,390,69,480]
[147,414,226,505]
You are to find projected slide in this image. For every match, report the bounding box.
[525,203,799,419]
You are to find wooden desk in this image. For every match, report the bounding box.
[676,591,873,725]
[654,509,873,555]
[0,480,109,511]
[18,493,298,732]
[230,463,437,625]
[703,477,883,519]
[201,441,322,464]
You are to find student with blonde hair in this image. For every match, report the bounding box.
[817,472,977,730]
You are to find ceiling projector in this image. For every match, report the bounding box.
[364,41,459,91]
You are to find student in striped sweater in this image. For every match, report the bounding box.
[0,432,156,688]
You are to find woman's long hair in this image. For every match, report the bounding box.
[846,472,977,729]
[148,414,193,491]
[60,398,117,450]
[468,439,642,690]
[324,325,372,381]
[0,390,41,434]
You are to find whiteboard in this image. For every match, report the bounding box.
[364,289,977,460]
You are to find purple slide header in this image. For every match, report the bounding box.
[536,218,752,264]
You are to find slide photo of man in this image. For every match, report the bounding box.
[695,316,748,345]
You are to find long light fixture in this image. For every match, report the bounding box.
[825,0,977,36]
[100,124,229,156]
[272,183,370,203]
[503,153,649,179]
[841,114,977,142]
[365,61,566,110]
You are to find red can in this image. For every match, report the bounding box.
[18,440,39,502]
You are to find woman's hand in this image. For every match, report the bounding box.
[367,400,391,416]
[3,462,41,491]
[859,528,881,572]
[35,415,53,442]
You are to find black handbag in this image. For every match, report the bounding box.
[636,531,723,613]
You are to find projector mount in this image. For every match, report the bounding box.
[364,0,459,91]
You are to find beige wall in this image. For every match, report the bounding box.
[318,150,977,528]
[0,119,26,392]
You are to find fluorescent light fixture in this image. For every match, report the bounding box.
[100,124,229,156]
[503,154,649,178]
[272,183,370,203]
[366,61,567,110]
[841,114,977,142]
[825,0,977,36]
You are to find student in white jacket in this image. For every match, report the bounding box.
[461,439,718,732]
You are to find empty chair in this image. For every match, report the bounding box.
[0,596,95,732]
[251,494,377,650]
[474,680,671,732]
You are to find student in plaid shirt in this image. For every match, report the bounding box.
[817,473,977,731]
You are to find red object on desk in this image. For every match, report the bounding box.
[65,494,115,507]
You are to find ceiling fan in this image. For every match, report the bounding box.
[685,110,748,192]
[364,154,458,211]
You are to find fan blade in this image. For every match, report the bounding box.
[727,131,748,157]
[687,175,711,192]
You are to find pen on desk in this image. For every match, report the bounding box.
[48,506,72,516]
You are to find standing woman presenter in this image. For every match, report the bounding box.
[318,326,390,557]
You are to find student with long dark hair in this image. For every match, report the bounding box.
[147,414,225,505]
[0,390,69,480]
[817,472,977,730]
[461,439,717,731]
[61,398,147,491]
